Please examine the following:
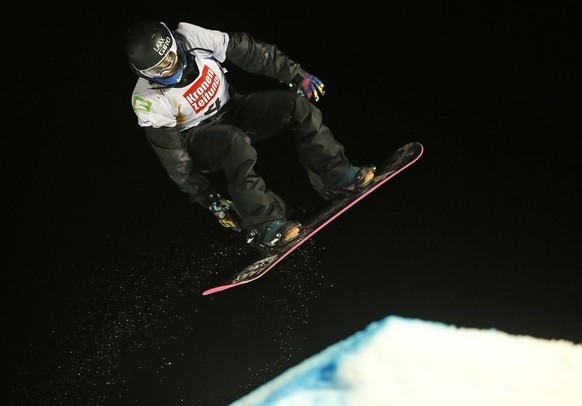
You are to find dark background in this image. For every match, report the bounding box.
[6,1,581,405]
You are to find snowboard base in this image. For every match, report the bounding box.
[202,141,424,296]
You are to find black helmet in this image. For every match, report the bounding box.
[125,20,185,85]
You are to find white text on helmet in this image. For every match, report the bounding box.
[154,36,172,56]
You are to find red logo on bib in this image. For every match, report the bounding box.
[183,65,221,113]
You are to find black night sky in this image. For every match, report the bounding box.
[7,1,581,405]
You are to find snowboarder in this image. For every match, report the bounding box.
[125,20,375,248]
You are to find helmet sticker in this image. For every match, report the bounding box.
[153,35,172,57]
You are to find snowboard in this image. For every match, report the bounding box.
[202,141,424,296]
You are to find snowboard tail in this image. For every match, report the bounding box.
[202,141,424,296]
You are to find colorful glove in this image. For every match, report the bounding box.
[209,197,242,232]
[292,75,325,102]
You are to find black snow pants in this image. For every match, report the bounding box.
[183,90,351,229]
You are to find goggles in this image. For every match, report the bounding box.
[139,44,180,79]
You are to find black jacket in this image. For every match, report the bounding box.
[144,32,311,207]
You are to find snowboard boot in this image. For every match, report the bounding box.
[246,219,302,248]
[325,165,376,199]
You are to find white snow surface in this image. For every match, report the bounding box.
[232,316,582,406]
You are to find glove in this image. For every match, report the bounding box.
[291,75,325,102]
[209,197,242,232]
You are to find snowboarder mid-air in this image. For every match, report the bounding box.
[125,20,375,249]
